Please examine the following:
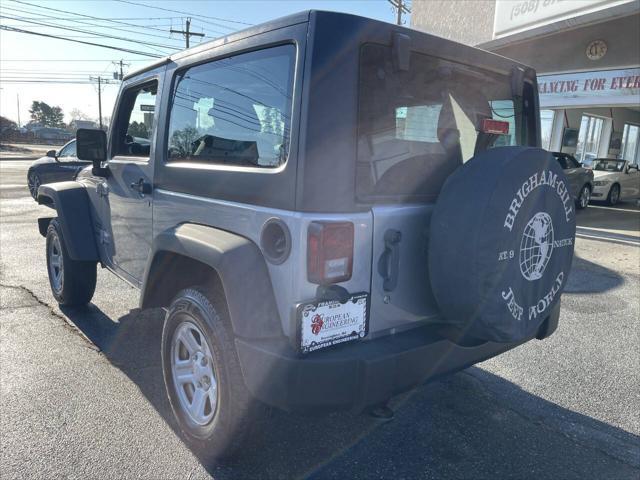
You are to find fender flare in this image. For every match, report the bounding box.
[37,181,99,261]
[141,223,283,339]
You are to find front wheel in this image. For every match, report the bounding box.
[576,184,591,209]
[46,219,97,306]
[161,288,259,460]
[607,184,621,205]
[27,170,41,200]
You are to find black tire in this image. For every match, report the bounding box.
[161,287,259,461]
[429,147,575,342]
[27,170,40,200]
[576,184,591,210]
[607,184,620,205]
[46,218,97,306]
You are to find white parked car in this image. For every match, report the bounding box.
[590,159,640,205]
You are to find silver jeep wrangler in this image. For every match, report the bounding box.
[36,11,575,458]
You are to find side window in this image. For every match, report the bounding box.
[556,155,568,169]
[59,141,76,158]
[567,155,581,168]
[167,45,295,168]
[113,81,158,158]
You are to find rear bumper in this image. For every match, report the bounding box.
[235,302,560,413]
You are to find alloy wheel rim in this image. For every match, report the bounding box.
[48,233,63,293]
[580,187,590,208]
[28,173,40,198]
[611,186,620,204]
[170,320,218,426]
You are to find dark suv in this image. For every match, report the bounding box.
[35,11,575,458]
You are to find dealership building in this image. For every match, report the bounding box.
[412,0,640,165]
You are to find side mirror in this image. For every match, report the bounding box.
[46,149,57,158]
[76,128,108,176]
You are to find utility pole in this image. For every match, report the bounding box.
[112,59,130,81]
[16,93,20,127]
[97,77,102,129]
[388,0,411,25]
[89,76,111,129]
[170,18,204,49]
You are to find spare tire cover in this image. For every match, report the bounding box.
[429,147,576,342]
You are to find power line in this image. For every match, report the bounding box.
[11,0,192,35]
[112,0,254,27]
[89,76,113,128]
[6,15,186,21]
[170,18,205,49]
[0,80,115,84]
[10,0,226,37]
[0,14,179,53]
[112,59,130,80]
[2,5,189,44]
[1,69,113,72]
[388,0,411,25]
[0,73,101,76]
[0,25,163,57]
[7,2,226,41]
[0,59,151,62]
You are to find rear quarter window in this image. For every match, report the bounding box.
[166,44,295,169]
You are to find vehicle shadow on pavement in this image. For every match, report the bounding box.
[563,253,624,294]
[60,304,639,480]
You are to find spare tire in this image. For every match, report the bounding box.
[429,147,575,343]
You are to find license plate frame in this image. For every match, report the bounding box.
[296,293,369,354]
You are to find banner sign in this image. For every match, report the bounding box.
[494,0,625,38]
[537,68,640,107]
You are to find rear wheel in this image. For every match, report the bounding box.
[46,219,96,306]
[27,170,40,200]
[607,184,620,205]
[162,287,259,461]
[576,184,591,209]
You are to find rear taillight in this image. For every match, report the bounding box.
[307,221,354,284]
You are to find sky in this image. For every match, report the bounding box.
[0,0,407,126]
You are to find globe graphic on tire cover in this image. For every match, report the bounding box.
[519,212,554,281]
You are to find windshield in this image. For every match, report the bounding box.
[593,159,626,172]
[357,43,536,201]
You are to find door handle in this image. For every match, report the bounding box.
[378,229,402,292]
[130,178,152,195]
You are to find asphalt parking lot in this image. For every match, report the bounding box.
[1,160,639,479]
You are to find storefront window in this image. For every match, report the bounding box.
[620,123,639,164]
[540,110,554,150]
[575,115,604,166]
